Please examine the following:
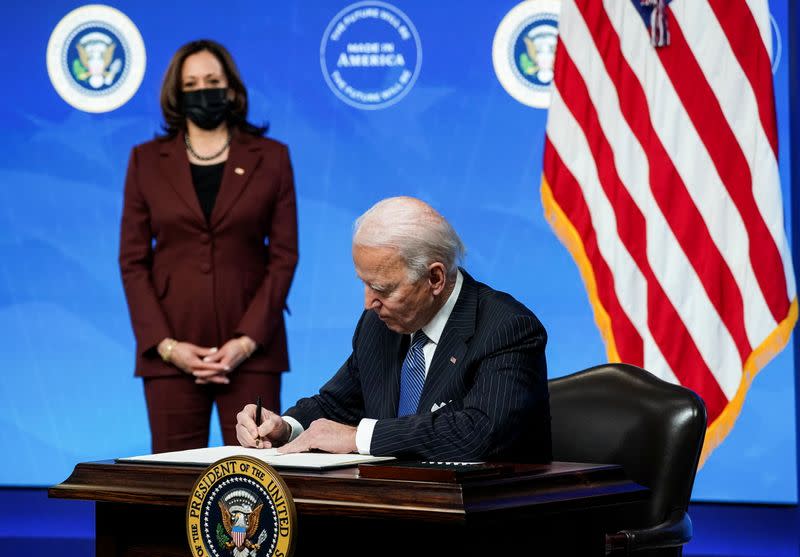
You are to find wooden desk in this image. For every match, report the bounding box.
[50,460,648,556]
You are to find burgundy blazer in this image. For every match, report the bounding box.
[119,131,298,377]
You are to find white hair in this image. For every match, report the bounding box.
[353,196,465,281]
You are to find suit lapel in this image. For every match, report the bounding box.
[158,134,205,224]
[210,132,262,228]
[383,332,408,418]
[417,271,478,414]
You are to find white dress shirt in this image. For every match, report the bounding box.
[282,270,464,454]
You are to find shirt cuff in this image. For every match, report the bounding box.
[282,416,304,442]
[355,418,377,455]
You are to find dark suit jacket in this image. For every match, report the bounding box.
[285,271,551,462]
[118,131,298,377]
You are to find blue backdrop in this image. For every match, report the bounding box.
[1,0,795,503]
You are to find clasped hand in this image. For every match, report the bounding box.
[159,336,256,384]
[235,404,357,454]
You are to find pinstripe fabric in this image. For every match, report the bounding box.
[397,331,429,417]
[285,270,551,462]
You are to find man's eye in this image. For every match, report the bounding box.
[370,284,390,295]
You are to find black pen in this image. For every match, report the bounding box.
[255,395,262,446]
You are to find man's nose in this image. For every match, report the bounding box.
[364,287,381,310]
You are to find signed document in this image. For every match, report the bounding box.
[117,446,395,470]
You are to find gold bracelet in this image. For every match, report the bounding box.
[237,337,252,358]
[161,339,177,362]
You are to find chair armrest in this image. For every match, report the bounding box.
[605,509,692,555]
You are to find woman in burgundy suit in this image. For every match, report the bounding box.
[119,39,298,452]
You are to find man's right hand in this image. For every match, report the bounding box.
[236,404,291,448]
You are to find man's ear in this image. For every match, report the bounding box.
[428,263,447,296]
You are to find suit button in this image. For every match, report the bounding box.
[200,263,211,273]
[200,233,211,244]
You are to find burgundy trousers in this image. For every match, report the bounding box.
[143,371,281,453]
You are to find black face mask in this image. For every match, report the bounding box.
[181,88,230,130]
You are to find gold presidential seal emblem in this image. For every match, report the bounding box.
[187,456,296,557]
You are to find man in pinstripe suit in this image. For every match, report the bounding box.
[236,197,551,462]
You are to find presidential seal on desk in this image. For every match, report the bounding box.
[187,456,296,557]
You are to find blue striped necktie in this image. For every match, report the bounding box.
[397,331,429,417]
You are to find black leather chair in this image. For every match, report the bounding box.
[549,363,707,556]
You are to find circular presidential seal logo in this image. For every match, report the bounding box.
[320,1,422,110]
[46,4,146,113]
[493,0,561,109]
[187,457,296,557]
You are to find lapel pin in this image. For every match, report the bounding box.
[450,356,457,364]
[234,167,245,175]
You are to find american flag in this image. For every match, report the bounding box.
[542,0,797,464]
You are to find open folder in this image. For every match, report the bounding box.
[117,445,396,470]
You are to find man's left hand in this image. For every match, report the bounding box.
[278,419,357,454]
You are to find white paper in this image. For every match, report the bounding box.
[117,445,395,470]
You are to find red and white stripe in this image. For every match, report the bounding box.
[542,0,796,462]
[233,529,245,548]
